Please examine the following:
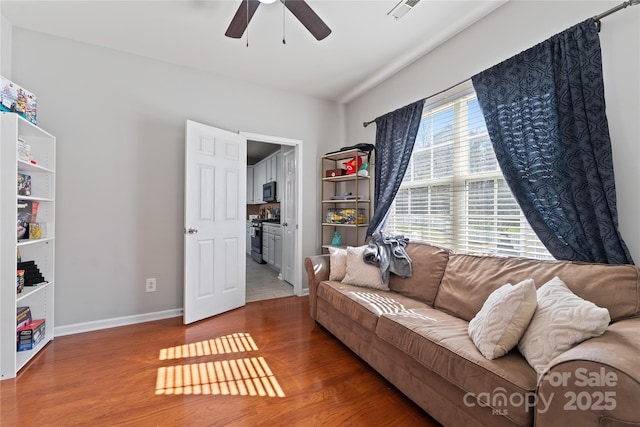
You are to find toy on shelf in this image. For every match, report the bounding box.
[343,156,363,175]
[1,76,37,124]
[331,231,342,247]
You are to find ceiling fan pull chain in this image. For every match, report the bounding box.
[282,0,286,45]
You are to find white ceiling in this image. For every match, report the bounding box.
[1,0,507,103]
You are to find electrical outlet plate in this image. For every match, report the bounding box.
[146,278,157,292]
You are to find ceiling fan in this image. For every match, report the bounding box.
[225,0,332,41]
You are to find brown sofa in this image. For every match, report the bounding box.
[304,242,640,427]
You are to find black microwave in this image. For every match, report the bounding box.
[263,181,277,202]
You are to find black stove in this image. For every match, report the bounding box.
[251,218,280,227]
[261,218,281,224]
[249,221,264,263]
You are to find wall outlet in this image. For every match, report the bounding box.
[145,278,157,293]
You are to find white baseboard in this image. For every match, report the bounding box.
[54,308,183,337]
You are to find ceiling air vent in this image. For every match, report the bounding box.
[388,0,420,20]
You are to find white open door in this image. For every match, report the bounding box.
[184,120,246,324]
[282,148,297,285]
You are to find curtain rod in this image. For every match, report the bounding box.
[362,78,467,127]
[363,0,640,128]
[593,0,639,23]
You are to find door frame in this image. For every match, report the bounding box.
[240,131,303,296]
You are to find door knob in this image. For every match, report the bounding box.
[282,222,288,227]
[186,227,198,234]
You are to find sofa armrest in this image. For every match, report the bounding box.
[535,317,640,426]
[304,254,330,320]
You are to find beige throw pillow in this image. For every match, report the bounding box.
[328,247,347,281]
[517,276,611,374]
[342,246,388,290]
[468,279,537,360]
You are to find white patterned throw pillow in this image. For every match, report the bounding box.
[342,246,388,290]
[517,276,610,374]
[328,247,347,281]
[468,279,537,360]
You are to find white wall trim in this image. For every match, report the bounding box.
[54,308,183,337]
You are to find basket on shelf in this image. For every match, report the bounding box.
[326,208,366,224]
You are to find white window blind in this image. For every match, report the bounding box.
[386,81,552,259]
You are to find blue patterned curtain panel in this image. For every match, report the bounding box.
[367,99,425,239]
[472,19,633,264]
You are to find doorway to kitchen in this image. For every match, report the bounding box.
[246,253,292,302]
[242,132,301,302]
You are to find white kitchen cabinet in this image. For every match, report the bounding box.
[246,221,251,255]
[249,150,282,204]
[265,152,278,183]
[253,161,266,203]
[262,224,271,265]
[262,151,282,201]
[262,223,281,272]
[275,151,283,202]
[246,166,254,204]
[273,232,282,271]
[1,113,56,380]
[262,241,270,266]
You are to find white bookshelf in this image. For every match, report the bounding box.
[1,113,56,379]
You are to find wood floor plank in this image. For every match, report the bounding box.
[0,296,440,426]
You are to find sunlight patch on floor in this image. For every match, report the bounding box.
[158,333,259,360]
[155,333,285,397]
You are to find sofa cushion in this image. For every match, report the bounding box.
[376,308,537,427]
[468,279,537,360]
[316,281,431,332]
[518,276,611,374]
[328,247,347,281]
[434,253,640,322]
[342,245,388,290]
[388,242,452,306]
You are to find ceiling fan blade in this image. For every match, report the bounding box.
[283,0,331,41]
[225,0,261,38]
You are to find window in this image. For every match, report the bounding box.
[386,82,552,259]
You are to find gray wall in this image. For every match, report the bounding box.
[10,27,342,328]
[345,1,640,263]
[6,0,640,331]
[0,15,11,78]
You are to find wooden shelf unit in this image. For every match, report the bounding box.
[320,148,372,251]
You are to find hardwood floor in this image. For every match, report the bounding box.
[0,296,440,426]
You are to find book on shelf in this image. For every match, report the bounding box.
[17,173,31,196]
[31,201,39,222]
[17,200,32,240]
[17,319,45,351]
[16,260,45,286]
[16,306,32,330]
[16,200,38,240]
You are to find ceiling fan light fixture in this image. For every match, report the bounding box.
[226,0,331,41]
[388,0,420,20]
